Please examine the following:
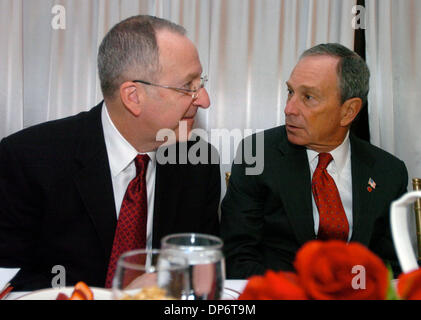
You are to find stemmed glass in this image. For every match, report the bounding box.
[161,233,225,300]
[111,249,190,300]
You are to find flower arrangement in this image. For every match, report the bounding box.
[238,240,421,300]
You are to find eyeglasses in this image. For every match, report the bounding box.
[133,75,208,100]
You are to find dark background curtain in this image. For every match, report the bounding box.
[351,0,370,142]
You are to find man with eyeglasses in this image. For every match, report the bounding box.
[0,15,220,290]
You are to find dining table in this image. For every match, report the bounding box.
[5,279,248,300]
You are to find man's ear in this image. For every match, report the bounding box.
[340,97,363,127]
[119,82,144,117]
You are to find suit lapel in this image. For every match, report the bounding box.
[349,134,376,242]
[277,132,315,244]
[73,103,117,258]
[152,144,183,248]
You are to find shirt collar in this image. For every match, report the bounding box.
[306,131,350,175]
[101,103,156,177]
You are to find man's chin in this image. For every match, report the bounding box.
[286,132,306,147]
[183,117,195,127]
[174,120,194,142]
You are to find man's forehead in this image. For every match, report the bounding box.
[288,55,339,88]
[156,30,201,78]
[156,30,197,58]
[300,54,340,65]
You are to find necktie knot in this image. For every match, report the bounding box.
[134,154,150,176]
[317,153,333,170]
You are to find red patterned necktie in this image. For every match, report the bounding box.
[105,154,150,288]
[312,153,349,241]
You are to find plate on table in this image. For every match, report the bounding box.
[17,286,243,300]
[222,287,242,300]
[16,287,111,300]
[222,280,247,300]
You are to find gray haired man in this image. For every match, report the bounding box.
[0,15,220,290]
[221,43,408,279]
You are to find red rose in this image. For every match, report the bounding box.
[397,268,421,300]
[294,240,389,300]
[239,270,308,300]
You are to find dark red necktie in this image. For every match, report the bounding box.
[105,154,150,288]
[312,153,349,241]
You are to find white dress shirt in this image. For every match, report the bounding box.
[101,104,156,249]
[306,132,353,241]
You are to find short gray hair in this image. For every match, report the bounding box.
[300,43,370,106]
[98,15,186,99]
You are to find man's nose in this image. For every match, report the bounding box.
[192,88,210,109]
[284,95,299,116]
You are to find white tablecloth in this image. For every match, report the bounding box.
[0,268,19,291]
[224,279,248,296]
[7,279,248,300]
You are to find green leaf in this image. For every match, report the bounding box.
[385,264,400,300]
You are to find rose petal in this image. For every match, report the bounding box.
[397,268,421,300]
[294,240,389,300]
[239,270,308,300]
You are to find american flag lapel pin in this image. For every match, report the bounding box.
[367,178,376,192]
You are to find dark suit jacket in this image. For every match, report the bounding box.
[0,102,220,290]
[221,126,408,279]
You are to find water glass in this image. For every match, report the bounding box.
[112,249,189,300]
[161,233,225,300]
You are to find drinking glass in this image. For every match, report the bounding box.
[161,233,225,300]
[112,249,189,300]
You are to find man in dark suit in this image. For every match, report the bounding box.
[0,15,220,290]
[221,43,408,279]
